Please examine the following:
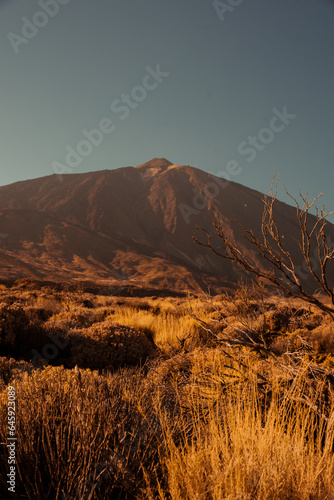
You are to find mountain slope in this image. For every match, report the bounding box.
[0,158,333,293]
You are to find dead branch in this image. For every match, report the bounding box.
[193,177,334,318]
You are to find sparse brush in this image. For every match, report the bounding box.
[141,351,334,500]
[1,284,334,499]
[0,366,161,499]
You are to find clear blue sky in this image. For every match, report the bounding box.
[0,0,333,215]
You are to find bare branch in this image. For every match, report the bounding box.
[193,177,334,318]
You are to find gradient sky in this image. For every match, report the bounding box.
[0,0,333,216]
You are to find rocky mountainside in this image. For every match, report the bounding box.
[0,158,333,293]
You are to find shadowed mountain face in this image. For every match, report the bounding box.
[0,158,333,293]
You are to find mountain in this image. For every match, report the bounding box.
[0,158,333,293]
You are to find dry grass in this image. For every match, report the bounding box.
[1,281,334,498]
[105,304,199,348]
[156,382,334,500]
[0,365,158,499]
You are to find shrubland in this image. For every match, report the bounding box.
[0,279,334,499]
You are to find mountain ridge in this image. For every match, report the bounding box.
[0,158,333,293]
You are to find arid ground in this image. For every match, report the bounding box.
[1,278,334,499]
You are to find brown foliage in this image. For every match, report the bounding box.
[0,303,48,358]
[66,321,158,370]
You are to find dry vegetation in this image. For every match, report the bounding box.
[1,279,334,499]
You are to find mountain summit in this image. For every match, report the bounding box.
[0,159,333,292]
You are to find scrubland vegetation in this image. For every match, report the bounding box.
[1,279,334,499]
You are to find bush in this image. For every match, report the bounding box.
[65,321,158,370]
[45,309,96,330]
[0,303,48,359]
[0,366,160,499]
[0,356,34,391]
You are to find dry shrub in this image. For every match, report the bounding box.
[265,306,292,333]
[145,348,247,421]
[231,297,260,317]
[1,332,334,499]
[0,303,28,349]
[182,323,218,350]
[0,366,160,499]
[272,323,334,357]
[34,296,61,315]
[66,321,157,370]
[0,303,48,359]
[288,309,324,331]
[306,323,334,354]
[153,381,334,500]
[91,306,114,323]
[24,306,55,323]
[0,356,34,390]
[142,352,334,499]
[45,309,97,330]
[2,283,334,498]
[1,295,26,306]
[226,280,266,318]
[270,329,309,355]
